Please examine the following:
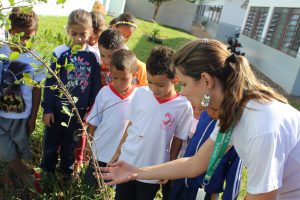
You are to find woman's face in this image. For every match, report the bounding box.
[177,69,205,111]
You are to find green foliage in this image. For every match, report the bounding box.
[9,51,20,60]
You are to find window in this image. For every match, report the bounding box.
[265,8,300,57]
[243,7,269,40]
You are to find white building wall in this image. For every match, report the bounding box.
[125,0,196,31]
[239,0,300,95]
[107,0,126,16]
[196,0,247,41]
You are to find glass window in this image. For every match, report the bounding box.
[243,7,269,40]
[264,7,300,57]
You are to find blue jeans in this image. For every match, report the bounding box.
[41,108,84,175]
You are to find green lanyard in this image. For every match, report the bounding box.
[203,127,234,186]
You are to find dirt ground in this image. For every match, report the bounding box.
[190,21,300,106]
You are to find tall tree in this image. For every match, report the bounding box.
[149,0,171,21]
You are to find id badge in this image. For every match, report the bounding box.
[196,188,206,200]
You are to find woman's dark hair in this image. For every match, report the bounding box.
[173,39,287,132]
[9,7,38,31]
[146,46,176,79]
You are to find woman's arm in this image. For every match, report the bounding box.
[101,138,215,186]
[245,190,277,200]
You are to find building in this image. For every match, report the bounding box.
[194,0,248,41]
[125,0,196,32]
[239,0,300,95]
[102,0,127,16]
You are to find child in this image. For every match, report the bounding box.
[113,13,148,86]
[84,49,138,187]
[98,28,124,86]
[41,9,100,178]
[113,13,137,43]
[72,5,107,173]
[168,110,242,200]
[0,7,44,192]
[111,46,193,200]
[99,28,147,87]
[88,11,106,55]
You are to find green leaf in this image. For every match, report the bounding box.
[56,63,62,69]
[8,0,15,6]
[62,105,73,117]
[72,96,78,103]
[61,122,68,127]
[25,38,33,48]
[57,32,63,44]
[20,7,33,14]
[29,62,40,69]
[71,44,81,54]
[9,52,20,60]
[0,54,8,60]
[64,63,75,72]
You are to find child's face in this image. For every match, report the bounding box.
[89,29,102,46]
[68,24,92,48]
[117,25,135,42]
[99,45,116,67]
[110,66,134,93]
[147,73,176,99]
[10,26,36,45]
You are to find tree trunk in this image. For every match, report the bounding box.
[152,2,161,21]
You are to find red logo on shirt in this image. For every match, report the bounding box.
[163,113,172,125]
[161,112,175,131]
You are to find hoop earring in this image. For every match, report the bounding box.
[201,94,210,107]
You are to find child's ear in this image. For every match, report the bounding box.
[172,77,179,84]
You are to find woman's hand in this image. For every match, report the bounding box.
[97,160,139,186]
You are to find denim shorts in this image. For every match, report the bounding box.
[0,116,31,162]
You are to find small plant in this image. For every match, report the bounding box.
[148,21,163,44]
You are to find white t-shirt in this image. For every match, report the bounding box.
[87,84,137,163]
[0,44,45,119]
[119,86,193,183]
[210,100,300,199]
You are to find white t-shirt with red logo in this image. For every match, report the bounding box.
[119,86,193,183]
[87,84,137,163]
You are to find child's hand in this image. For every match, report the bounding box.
[43,113,55,127]
[27,116,36,135]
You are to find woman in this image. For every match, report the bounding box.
[100,39,300,200]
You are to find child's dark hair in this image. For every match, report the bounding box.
[98,29,125,50]
[90,12,106,32]
[9,7,38,31]
[67,9,92,29]
[109,17,118,27]
[111,49,137,72]
[115,13,136,28]
[146,46,176,79]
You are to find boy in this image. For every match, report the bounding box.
[111,46,193,200]
[98,28,147,87]
[84,49,138,187]
[0,8,44,192]
[41,9,100,177]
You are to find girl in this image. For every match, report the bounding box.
[41,9,100,179]
[0,7,44,193]
[101,39,300,200]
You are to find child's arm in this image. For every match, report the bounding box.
[85,123,97,160]
[169,136,183,161]
[109,122,131,164]
[27,87,41,134]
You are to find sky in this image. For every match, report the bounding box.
[2,0,98,15]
